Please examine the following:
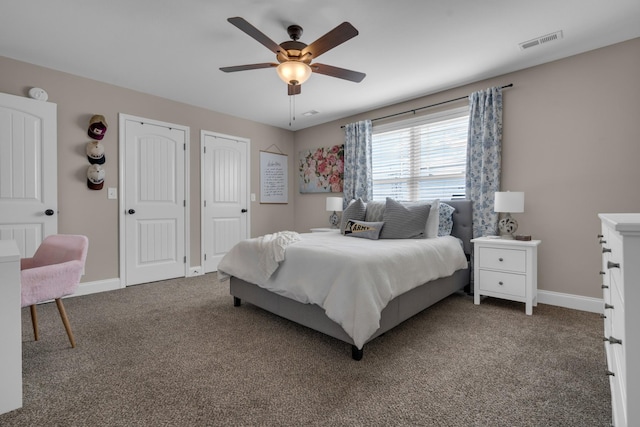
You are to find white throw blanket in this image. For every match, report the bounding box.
[218,231,301,283]
[218,232,468,349]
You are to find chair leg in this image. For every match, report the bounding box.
[55,298,76,348]
[29,305,39,341]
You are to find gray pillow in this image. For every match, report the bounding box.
[344,220,384,240]
[438,202,455,236]
[340,198,366,234]
[380,198,431,239]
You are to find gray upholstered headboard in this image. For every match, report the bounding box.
[445,200,473,256]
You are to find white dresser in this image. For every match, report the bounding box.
[0,240,22,414]
[598,214,640,427]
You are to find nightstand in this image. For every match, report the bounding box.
[471,237,541,315]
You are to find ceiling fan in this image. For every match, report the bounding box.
[220,17,366,95]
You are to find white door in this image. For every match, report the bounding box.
[120,115,188,286]
[0,92,57,257]
[201,131,249,273]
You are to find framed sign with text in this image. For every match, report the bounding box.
[260,151,288,204]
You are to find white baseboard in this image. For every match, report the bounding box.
[537,290,603,314]
[73,278,122,297]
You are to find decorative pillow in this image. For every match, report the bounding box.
[344,220,384,240]
[340,198,366,234]
[364,200,385,222]
[438,202,455,236]
[425,199,440,238]
[380,198,431,239]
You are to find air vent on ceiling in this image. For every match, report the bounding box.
[519,30,563,50]
[302,110,320,117]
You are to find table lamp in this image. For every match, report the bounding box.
[326,197,343,228]
[494,191,524,238]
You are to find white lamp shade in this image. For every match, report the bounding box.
[276,61,312,85]
[494,191,524,213]
[326,197,343,212]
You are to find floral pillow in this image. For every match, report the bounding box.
[438,203,455,236]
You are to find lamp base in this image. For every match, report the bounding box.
[498,214,518,239]
[329,211,339,228]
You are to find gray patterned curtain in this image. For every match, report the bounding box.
[343,120,373,206]
[465,87,503,238]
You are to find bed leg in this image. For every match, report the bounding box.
[351,345,363,361]
[233,296,241,307]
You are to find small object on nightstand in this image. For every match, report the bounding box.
[515,235,532,241]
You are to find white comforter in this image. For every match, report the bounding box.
[217,231,468,349]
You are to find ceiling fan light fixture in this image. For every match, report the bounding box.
[277,61,312,85]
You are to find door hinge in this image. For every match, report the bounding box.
[184,256,187,263]
[203,146,206,154]
[204,254,207,261]
[184,200,186,207]
[184,143,186,150]
[204,200,207,207]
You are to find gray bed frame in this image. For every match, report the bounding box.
[230,200,473,360]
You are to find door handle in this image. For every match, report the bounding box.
[128,209,136,215]
[44,209,55,216]
[241,209,248,213]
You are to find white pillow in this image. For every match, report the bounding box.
[425,199,440,238]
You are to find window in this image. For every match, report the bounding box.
[372,106,469,202]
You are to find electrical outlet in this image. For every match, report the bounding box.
[189,267,203,277]
[250,193,256,202]
[108,187,117,199]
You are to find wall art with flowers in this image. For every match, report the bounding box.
[298,144,344,193]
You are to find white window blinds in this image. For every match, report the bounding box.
[372,106,469,201]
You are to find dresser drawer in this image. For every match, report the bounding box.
[478,247,526,272]
[478,270,526,297]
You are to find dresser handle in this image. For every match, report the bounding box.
[602,247,611,253]
[601,284,609,289]
[607,261,620,269]
[604,303,614,309]
[606,370,615,377]
[599,239,606,244]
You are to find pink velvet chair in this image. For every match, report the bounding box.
[21,234,89,348]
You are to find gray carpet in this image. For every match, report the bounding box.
[1,274,610,426]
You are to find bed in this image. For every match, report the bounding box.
[218,199,472,360]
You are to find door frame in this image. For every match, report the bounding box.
[200,130,251,272]
[118,113,190,287]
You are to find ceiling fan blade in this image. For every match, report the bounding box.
[301,22,359,59]
[288,84,302,96]
[311,63,366,83]
[227,17,283,55]
[220,63,278,73]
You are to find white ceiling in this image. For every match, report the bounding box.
[1,0,639,130]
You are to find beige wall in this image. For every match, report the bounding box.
[2,37,639,299]
[293,37,640,299]
[0,56,296,282]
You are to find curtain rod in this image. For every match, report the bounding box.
[341,83,513,128]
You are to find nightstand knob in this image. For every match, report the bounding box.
[607,261,620,269]
[498,281,504,285]
[602,247,611,253]
[498,257,504,262]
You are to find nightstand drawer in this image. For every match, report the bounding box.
[478,247,526,273]
[478,270,526,297]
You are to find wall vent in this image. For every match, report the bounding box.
[519,30,563,50]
